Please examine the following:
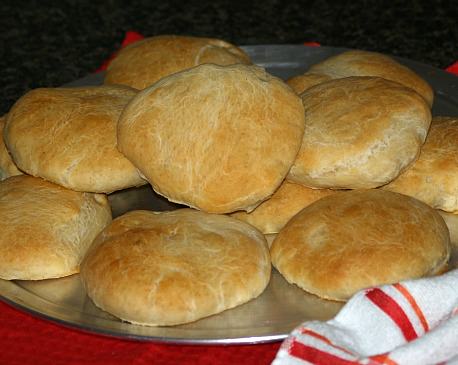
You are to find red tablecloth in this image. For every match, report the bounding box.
[0,301,281,365]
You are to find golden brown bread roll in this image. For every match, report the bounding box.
[286,73,332,95]
[308,50,434,106]
[104,35,251,89]
[0,115,22,180]
[231,181,338,234]
[383,116,458,213]
[118,64,306,214]
[81,209,271,326]
[271,189,450,301]
[0,175,112,280]
[4,85,146,193]
[288,76,431,189]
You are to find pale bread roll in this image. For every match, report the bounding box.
[231,181,338,234]
[0,115,22,180]
[0,175,112,280]
[308,50,434,106]
[271,190,450,301]
[104,35,251,89]
[288,77,431,189]
[118,64,306,213]
[383,117,458,213]
[4,86,146,193]
[438,210,458,248]
[81,209,271,326]
[286,73,332,94]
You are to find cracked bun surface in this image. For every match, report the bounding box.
[4,85,146,193]
[270,189,450,301]
[383,116,458,213]
[308,50,434,106]
[0,175,112,280]
[81,209,271,326]
[288,76,431,189]
[118,64,306,213]
[104,35,251,89]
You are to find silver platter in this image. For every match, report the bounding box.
[1,45,457,344]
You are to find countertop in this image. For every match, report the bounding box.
[1,0,457,115]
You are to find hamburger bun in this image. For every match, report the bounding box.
[0,175,112,280]
[286,73,332,95]
[288,76,431,189]
[81,209,271,326]
[118,64,305,213]
[4,85,146,193]
[104,35,251,89]
[383,116,458,213]
[308,49,434,106]
[231,181,338,234]
[271,189,450,301]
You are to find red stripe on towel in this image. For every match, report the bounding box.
[300,328,355,355]
[289,339,359,365]
[394,283,429,333]
[369,353,399,365]
[366,288,418,341]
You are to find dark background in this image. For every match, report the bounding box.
[1,0,457,115]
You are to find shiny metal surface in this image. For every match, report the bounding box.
[0,45,457,344]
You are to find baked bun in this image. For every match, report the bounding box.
[231,181,337,234]
[0,175,112,280]
[0,115,22,180]
[118,64,306,213]
[438,210,458,248]
[271,189,450,301]
[288,76,431,189]
[81,209,271,326]
[308,50,434,106]
[383,116,458,213]
[4,86,146,193]
[286,73,332,95]
[104,35,251,89]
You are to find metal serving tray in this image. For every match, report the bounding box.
[1,45,457,344]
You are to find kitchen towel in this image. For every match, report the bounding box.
[272,269,458,365]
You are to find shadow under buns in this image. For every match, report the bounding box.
[4,85,146,193]
[80,209,271,326]
[286,73,332,95]
[0,115,22,180]
[0,175,112,280]
[270,189,450,302]
[288,76,431,189]
[307,49,434,106]
[104,35,251,90]
[383,116,458,213]
[231,181,338,234]
[117,64,306,214]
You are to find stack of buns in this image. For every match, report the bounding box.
[0,37,456,326]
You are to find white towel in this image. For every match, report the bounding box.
[272,269,458,365]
